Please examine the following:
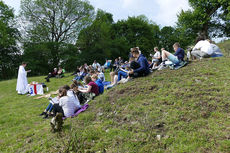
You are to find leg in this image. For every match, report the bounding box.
[161,50,172,61]
[118,71,128,81]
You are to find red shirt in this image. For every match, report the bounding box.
[88,81,99,96]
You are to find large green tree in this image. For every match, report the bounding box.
[77,10,119,64]
[20,0,95,72]
[113,16,160,56]
[177,0,230,38]
[0,1,20,80]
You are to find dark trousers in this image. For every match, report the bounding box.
[53,104,64,117]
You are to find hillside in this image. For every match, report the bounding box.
[0,41,230,152]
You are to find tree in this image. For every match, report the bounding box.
[112,16,160,56]
[20,0,95,70]
[0,1,20,80]
[177,0,230,39]
[77,10,118,64]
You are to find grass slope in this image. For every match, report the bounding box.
[0,41,230,152]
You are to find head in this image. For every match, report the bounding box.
[94,60,97,64]
[89,70,95,76]
[84,76,92,84]
[91,74,98,82]
[63,85,70,91]
[196,36,205,43]
[54,68,57,71]
[131,47,140,58]
[154,47,159,52]
[22,62,27,67]
[58,87,67,97]
[161,48,165,51]
[173,43,180,52]
[70,83,78,92]
[119,57,122,60]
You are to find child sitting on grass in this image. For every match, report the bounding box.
[91,74,104,94]
[52,86,79,118]
[106,71,118,89]
[77,76,99,104]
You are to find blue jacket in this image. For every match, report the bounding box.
[174,48,185,61]
[134,54,150,74]
[95,79,104,94]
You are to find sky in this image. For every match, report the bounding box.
[2,0,191,27]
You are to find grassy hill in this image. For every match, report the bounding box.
[0,41,230,152]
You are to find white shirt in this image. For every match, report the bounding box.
[153,51,161,58]
[92,63,100,69]
[59,96,78,118]
[16,65,28,94]
[98,72,105,82]
[67,90,80,107]
[193,40,214,55]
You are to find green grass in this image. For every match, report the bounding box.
[0,41,230,152]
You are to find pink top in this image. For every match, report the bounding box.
[88,81,99,96]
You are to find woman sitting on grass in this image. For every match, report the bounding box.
[106,71,118,89]
[52,86,79,118]
[91,74,104,94]
[77,76,99,104]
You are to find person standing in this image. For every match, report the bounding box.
[16,62,31,94]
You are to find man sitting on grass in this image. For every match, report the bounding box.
[158,43,185,70]
[128,47,150,78]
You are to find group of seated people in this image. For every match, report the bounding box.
[40,73,104,119]
[40,38,223,120]
[45,67,65,82]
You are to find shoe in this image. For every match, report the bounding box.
[158,64,167,70]
[39,112,46,116]
[43,114,49,119]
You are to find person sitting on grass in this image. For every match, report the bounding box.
[77,76,99,104]
[103,59,111,69]
[106,71,118,89]
[91,74,104,94]
[52,86,79,118]
[92,60,101,70]
[150,47,161,69]
[97,70,105,82]
[56,67,64,78]
[128,47,150,78]
[158,43,185,70]
[45,68,58,82]
[39,96,59,119]
[191,37,214,60]
[117,57,135,82]
[74,67,88,81]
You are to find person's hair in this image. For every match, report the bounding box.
[72,80,82,87]
[59,87,67,97]
[114,71,118,75]
[70,83,78,92]
[173,42,180,48]
[84,76,92,84]
[89,70,95,75]
[22,62,27,65]
[154,47,159,51]
[131,47,139,54]
[83,68,88,73]
[196,36,205,43]
[63,85,70,91]
[91,74,98,80]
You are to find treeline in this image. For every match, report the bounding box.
[0,0,229,80]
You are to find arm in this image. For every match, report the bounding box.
[79,85,92,93]
[133,58,146,73]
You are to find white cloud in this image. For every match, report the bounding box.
[154,0,191,26]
